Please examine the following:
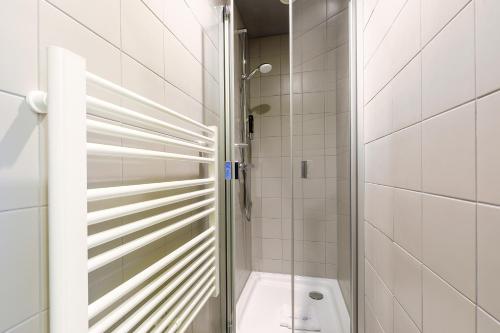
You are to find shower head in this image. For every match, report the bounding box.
[243,63,273,80]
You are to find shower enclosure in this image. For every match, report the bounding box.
[224,0,357,332]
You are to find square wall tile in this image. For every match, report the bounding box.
[422,102,476,200]
[477,92,500,205]
[423,267,475,333]
[422,194,476,300]
[477,204,500,320]
[422,3,474,118]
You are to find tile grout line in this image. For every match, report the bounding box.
[364,1,472,109]
[473,0,479,330]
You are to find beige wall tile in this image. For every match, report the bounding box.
[422,102,476,200]
[422,194,476,300]
[421,3,474,118]
[475,0,500,96]
[421,0,471,45]
[393,244,422,329]
[477,204,500,321]
[121,0,164,76]
[423,267,475,333]
[48,0,120,46]
[477,307,500,333]
[477,92,500,205]
[393,189,422,260]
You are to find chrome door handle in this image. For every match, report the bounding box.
[301,160,309,179]
[234,143,249,149]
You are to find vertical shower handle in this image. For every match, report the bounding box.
[301,160,309,179]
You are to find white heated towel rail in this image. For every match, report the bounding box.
[27,47,220,333]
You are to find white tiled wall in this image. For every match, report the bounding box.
[362,0,500,332]
[0,1,222,332]
[249,0,349,280]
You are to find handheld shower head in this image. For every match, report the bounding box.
[258,63,273,74]
[243,63,273,80]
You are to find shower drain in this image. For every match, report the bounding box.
[309,291,324,300]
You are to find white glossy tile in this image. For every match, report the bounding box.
[121,0,164,76]
[421,3,474,118]
[477,0,500,96]
[423,267,475,333]
[164,0,204,61]
[0,92,40,211]
[261,178,282,198]
[5,311,48,333]
[391,124,422,191]
[262,197,282,219]
[477,92,500,205]
[365,183,394,239]
[392,55,422,131]
[421,0,471,45]
[364,82,393,142]
[49,0,120,46]
[363,0,407,65]
[302,23,327,62]
[364,0,420,103]
[0,0,37,95]
[393,189,422,260]
[261,76,281,97]
[422,102,476,200]
[164,29,203,103]
[303,92,325,114]
[39,0,122,90]
[393,244,422,329]
[477,204,500,320]
[365,260,394,333]
[0,208,40,332]
[326,10,348,50]
[422,194,476,300]
[394,300,420,333]
[261,116,282,137]
[365,299,386,333]
[262,238,283,259]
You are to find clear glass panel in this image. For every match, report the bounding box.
[230,2,293,332]
[290,0,352,332]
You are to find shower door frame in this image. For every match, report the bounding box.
[222,0,364,332]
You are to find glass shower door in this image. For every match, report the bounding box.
[289,0,353,332]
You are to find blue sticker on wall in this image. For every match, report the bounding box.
[225,161,232,180]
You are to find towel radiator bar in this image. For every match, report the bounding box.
[27,47,220,333]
